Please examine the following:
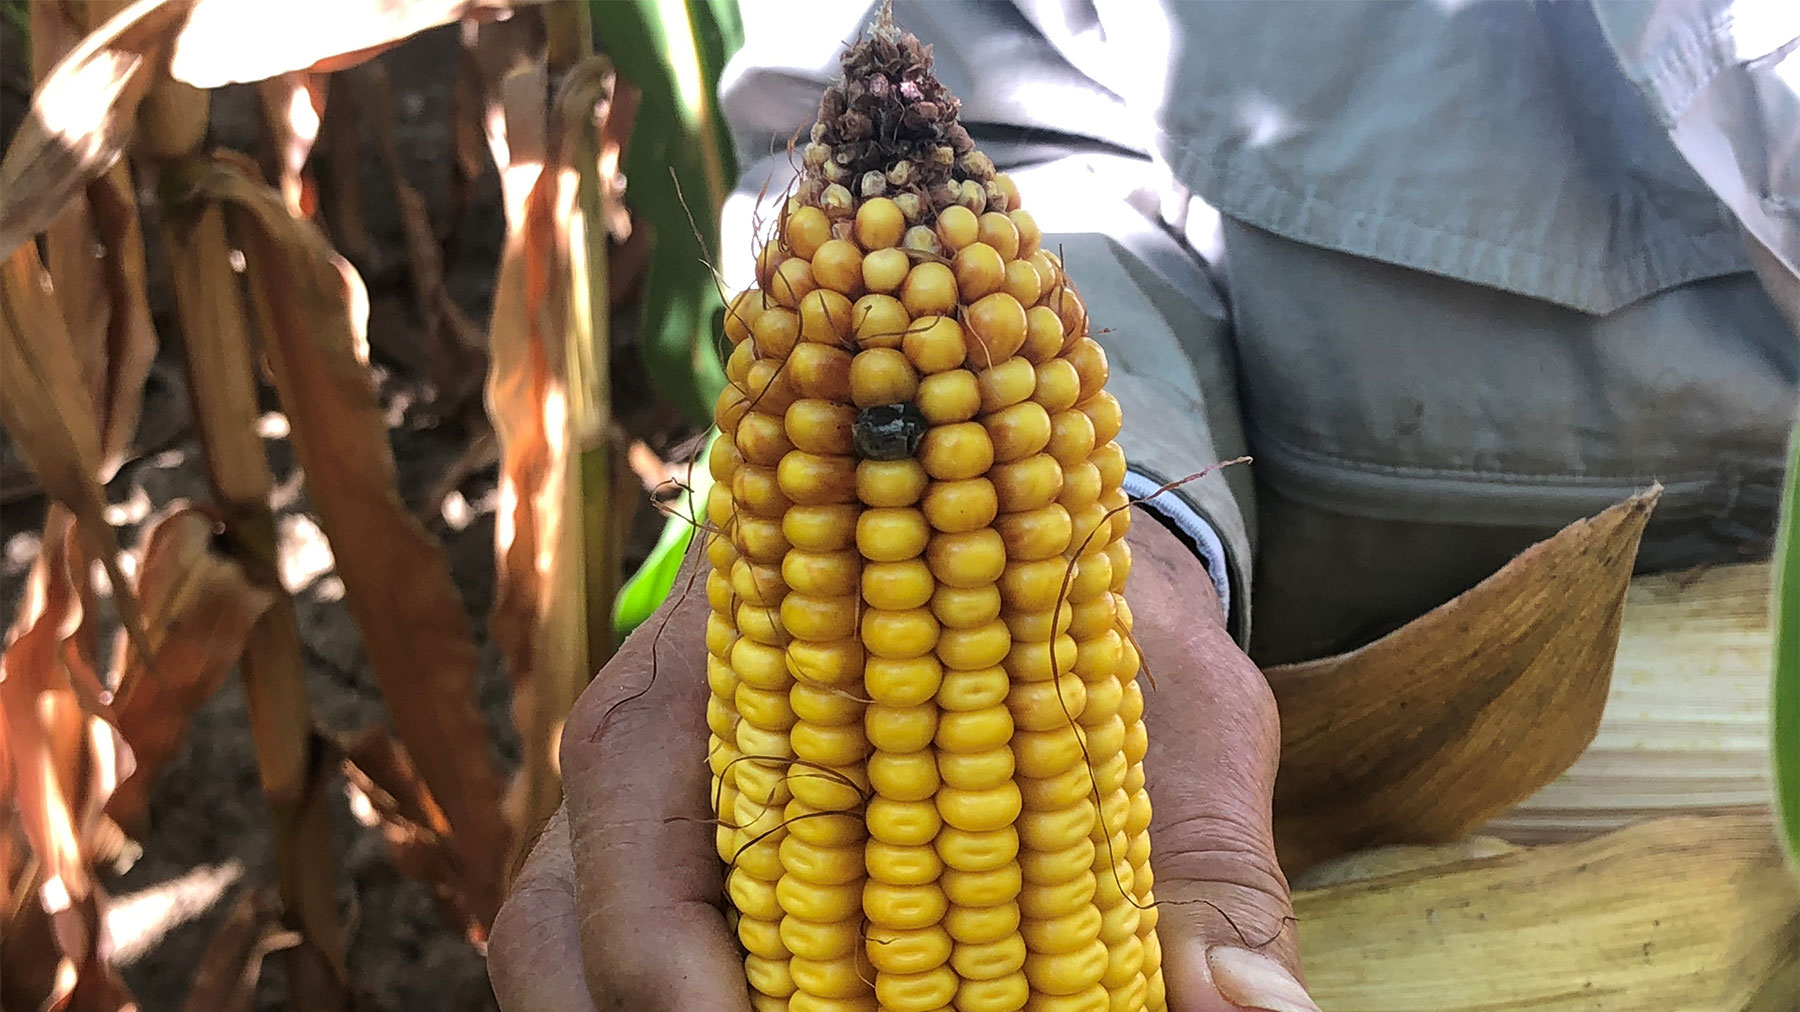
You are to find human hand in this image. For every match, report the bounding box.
[488,515,1314,1012]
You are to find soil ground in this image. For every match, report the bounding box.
[0,23,641,1012]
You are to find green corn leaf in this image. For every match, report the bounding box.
[592,0,742,423]
[1773,410,1800,869]
[614,431,718,635]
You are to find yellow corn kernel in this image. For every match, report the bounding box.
[857,197,907,249]
[779,874,863,923]
[790,682,865,725]
[944,901,1022,944]
[864,880,950,929]
[867,797,944,846]
[936,665,1011,711]
[959,970,1031,1012]
[787,342,855,401]
[918,421,994,480]
[935,706,1015,753]
[978,212,1022,260]
[936,826,1021,872]
[986,402,1054,463]
[790,993,880,1012]
[745,953,796,998]
[930,585,1004,629]
[867,703,940,752]
[866,924,954,975]
[925,529,1007,587]
[849,343,921,406]
[1021,905,1104,954]
[863,246,913,293]
[800,288,856,344]
[876,965,959,1012]
[867,838,945,884]
[852,293,911,349]
[943,863,1025,907]
[786,637,864,687]
[955,241,1006,300]
[952,933,1029,980]
[862,607,940,659]
[812,239,865,297]
[936,204,980,251]
[857,508,931,563]
[967,292,1028,366]
[904,314,969,374]
[938,620,1012,671]
[1004,258,1044,308]
[856,457,930,508]
[864,654,943,706]
[771,256,818,309]
[901,262,959,317]
[782,915,862,960]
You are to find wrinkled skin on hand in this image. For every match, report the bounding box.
[487,517,1315,1012]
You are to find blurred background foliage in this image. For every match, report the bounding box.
[0,1,736,1008]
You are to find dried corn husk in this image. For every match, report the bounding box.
[1488,562,1776,843]
[1269,490,1658,871]
[1294,811,1800,1011]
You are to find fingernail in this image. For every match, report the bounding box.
[1206,946,1321,1012]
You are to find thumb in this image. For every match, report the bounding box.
[1125,525,1318,1012]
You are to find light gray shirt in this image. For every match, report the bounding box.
[718,0,1800,657]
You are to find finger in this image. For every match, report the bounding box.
[489,806,597,1012]
[559,561,755,1012]
[1123,521,1318,1012]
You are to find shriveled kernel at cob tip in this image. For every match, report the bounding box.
[709,6,1164,1012]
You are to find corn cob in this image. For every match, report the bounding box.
[705,13,1163,1012]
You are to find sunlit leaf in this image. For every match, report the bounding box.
[1773,414,1800,867]
[0,511,135,1012]
[1294,812,1800,1011]
[1268,488,1659,872]
[591,0,741,422]
[169,0,536,88]
[0,0,191,257]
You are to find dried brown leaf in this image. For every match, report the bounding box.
[476,37,633,855]
[160,185,348,1004]
[0,244,150,661]
[1294,812,1800,1010]
[1268,488,1660,871]
[332,727,483,942]
[256,72,327,217]
[0,511,135,1012]
[106,507,277,827]
[178,888,288,1012]
[196,154,511,929]
[0,0,195,258]
[84,164,161,474]
[317,72,370,263]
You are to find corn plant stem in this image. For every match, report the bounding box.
[569,71,621,674]
[161,189,347,1009]
[552,0,617,662]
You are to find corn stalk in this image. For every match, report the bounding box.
[1,2,541,1007]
